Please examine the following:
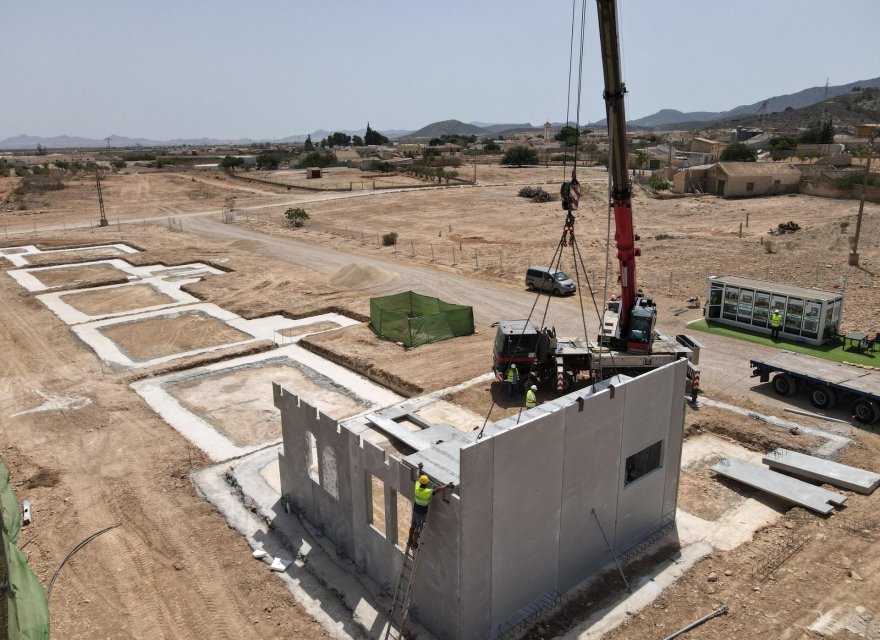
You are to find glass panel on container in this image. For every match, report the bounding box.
[802,300,821,339]
[752,292,770,327]
[723,287,739,320]
[784,298,804,334]
[737,289,754,322]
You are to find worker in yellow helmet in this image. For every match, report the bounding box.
[770,309,782,341]
[407,474,453,549]
[525,384,538,408]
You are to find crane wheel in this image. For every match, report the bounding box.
[772,373,797,397]
[809,387,836,410]
[851,399,880,425]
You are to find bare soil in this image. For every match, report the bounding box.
[300,323,495,397]
[167,359,368,446]
[98,310,252,361]
[30,263,129,288]
[22,246,127,266]
[62,283,174,316]
[2,164,879,639]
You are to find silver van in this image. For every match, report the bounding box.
[525,266,577,295]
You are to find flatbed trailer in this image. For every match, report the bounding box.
[750,351,880,424]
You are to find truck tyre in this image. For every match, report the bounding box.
[809,387,836,410]
[851,399,880,425]
[772,373,797,397]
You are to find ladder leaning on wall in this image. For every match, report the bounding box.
[383,521,427,640]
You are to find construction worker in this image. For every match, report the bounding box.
[770,309,782,341]
[525,384,538,408]
[505,363,519,399]
[408,475,452,549]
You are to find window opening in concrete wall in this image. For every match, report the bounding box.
[625,440,663,486]
[395,491,412,550]
[368,473,387,537]
[322,446,338,499]
[305,431,319,484]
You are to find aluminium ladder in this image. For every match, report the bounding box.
[383,524,426,640]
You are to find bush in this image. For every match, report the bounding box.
[285,207,309,227]
[648,176,670,191]
[382,232,398,246]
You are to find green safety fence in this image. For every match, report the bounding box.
[370,291,474,348]
[1,459,50,640]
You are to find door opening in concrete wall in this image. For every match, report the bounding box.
[368,473,387,537]
[306,431,319,484]
[395,491,412,550]
[322,446,338,499]
[624,440,663,485]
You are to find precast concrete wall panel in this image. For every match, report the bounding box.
[490,409,566,629]
[411,494,462,640]
[558,388,624,591]
[616,363,677,552]
[662,362,688,521]
[459,437,495,640]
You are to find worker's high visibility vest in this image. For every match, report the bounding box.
[770,312,782,328]
[525,389,537,408]
[506,367,519,383]
[414,482,432,507]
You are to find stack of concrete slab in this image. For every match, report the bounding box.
[711,458,848,515]
[763,448,880,495]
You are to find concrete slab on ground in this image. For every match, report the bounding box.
[763,447,880,494]
[712,457,847,515]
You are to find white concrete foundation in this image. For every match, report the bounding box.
[0,243,139,267]
[132,340,401,461]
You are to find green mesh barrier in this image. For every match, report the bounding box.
[1,460,50,640]
[370,291,474,347]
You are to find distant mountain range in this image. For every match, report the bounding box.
[3,75,878,150]
[590,76,880,129]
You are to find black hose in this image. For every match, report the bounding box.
[47,523,120,600]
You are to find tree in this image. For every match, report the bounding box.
[352,135,364,147]
[220,155,245,171]
[327,132,352,147]
[554,125,578,146]
[502,145,539,166]
[799,118,835,144]
[719,142,757,162]
[303,135,314,151]
[285,207,310,227]
[301,151,335,168]
[635,150,648,176]
[256,152,280,170]
[364,123,389,146]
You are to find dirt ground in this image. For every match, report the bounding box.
[62,283,175,316]
[98,310,253,362]
[167,359,367,447]
[2,164,880,639]
[28,262,130,288]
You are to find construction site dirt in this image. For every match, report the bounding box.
[1,166,879,639]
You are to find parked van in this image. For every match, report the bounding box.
[525,266,577,295]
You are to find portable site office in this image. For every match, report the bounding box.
[705,275,843,346]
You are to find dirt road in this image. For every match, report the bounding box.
[185,214,595,335]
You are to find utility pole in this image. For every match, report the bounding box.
[96,171,109,227]
[849,124,877,266]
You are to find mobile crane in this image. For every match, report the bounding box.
[493,0,701,394]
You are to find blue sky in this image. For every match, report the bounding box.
[1,0,877,139]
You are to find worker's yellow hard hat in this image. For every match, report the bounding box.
[419,475,429,485]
